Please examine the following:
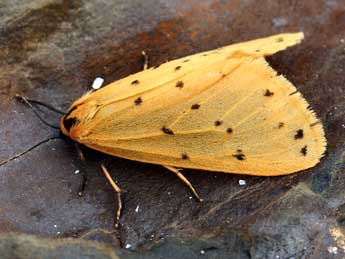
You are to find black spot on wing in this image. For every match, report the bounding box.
[295,129,304,139]
[301,145,307,156]
[176,81,184,88]
[131,80,140,85]
[289,90,298,96]
[215,120,223,126]
[232,151,246,160]
[182,153,189,159]
[175,66,182,71]
[264,89,274,96]
[134,97,143,105]
[191,104,200,110]
[161,126,174,135]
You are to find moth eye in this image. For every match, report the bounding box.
[264,89,274,96]
[63,117,78,132]
[295,129,304,139]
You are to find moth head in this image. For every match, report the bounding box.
[60,101,99,141]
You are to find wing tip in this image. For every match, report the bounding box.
[260,58,327,164]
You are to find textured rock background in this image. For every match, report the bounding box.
[0,0,344,258]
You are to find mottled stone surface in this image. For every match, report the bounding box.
[0,0,344,258]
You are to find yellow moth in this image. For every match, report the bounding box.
[60,32,326,176]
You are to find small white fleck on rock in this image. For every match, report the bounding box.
[328,246,338,254]
[135,205,139,213]
[74,170,80,174]
[53,224,57,228]
[167,192,171,195]
[272,17,288,27]
[239,179,246,186]
[189,196,193,200]
[340,39,345,43]
[92,77,104,90]
[125,244,132,249]
[200,250,205,254]
[57,231,61,235]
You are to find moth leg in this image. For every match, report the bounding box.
[75,143,88,197]
[142,51,148,70]
[101,163,123,228]
[163,165,203,202]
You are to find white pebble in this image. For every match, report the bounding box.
[92,77,104,90]
[200,250,205,254]
[135,205,139,213]
[239,179,246,186]
[125,244,132,249]
[74,170,80,174]
[189,196,193,199]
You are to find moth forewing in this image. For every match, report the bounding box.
[61,32,326,176]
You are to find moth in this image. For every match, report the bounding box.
[60,32,326,178]
[7,32,326,227]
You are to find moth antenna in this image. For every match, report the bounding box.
[15,95,66,115]
[15,94,61,129]
[0,136,61,166]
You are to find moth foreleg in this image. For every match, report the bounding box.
[163,165,203,202]
[75,143,88,197]
[101,163,123,228]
